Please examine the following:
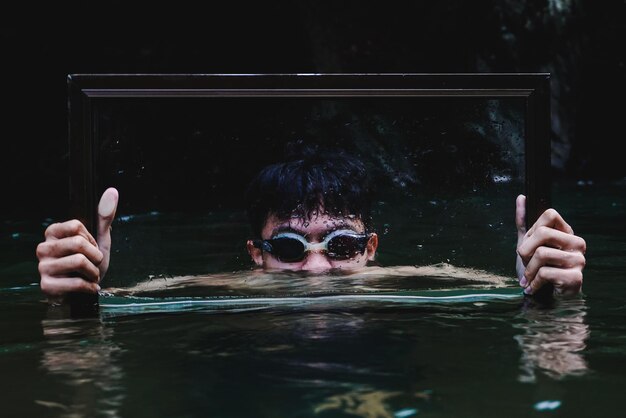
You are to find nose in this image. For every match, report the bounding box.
[300,251,332,272]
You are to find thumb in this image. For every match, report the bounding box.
[97,187,119,276]
[515,194,526,243]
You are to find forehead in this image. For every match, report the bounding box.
[261,212,366,239]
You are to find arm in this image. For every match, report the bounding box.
[36,188,119,303]
[515,194,586,296]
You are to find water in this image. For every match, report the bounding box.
[1,180,625,417]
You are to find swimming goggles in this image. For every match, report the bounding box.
[253,229,372,263]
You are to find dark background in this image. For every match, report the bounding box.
[2,0,624,221]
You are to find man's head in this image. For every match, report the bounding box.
[245,145,378,272]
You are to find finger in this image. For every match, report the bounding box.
[97,187,119,253]
[523,246,586,285]
[515,194,526,243]
[41,276,100,297]
[552,269,584,296]
[524,266,553,295]
[516,253,526,284]
[36,236,104,265]
[96,188,119,276]
[526,208,574,237]
[517,227,586,264]
[524,266,583,296]
[44,220,97,247]
[38,254,101,283]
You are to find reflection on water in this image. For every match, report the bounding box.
[314,388,432,418]
[0,274,599,418]
[514,297,589,382]
[38,265,591,418]
[39,315,124,418]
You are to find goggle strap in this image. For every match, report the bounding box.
[252,239,273,253]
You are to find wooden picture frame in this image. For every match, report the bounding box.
[65,73,551,312]
[68,73,551,237]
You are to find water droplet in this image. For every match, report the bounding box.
[533,400,561,411]
[492,174,511,183]
[395,408,418,418]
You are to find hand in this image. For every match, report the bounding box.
[37,188,119,300]
[515,194,586,296]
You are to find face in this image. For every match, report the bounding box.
[246,212,378,273]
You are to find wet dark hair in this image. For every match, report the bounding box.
[245,142,373,238]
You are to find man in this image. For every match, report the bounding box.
[36,149,586,301]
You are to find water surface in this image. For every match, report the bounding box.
[1,181,624,418]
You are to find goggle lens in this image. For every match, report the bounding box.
[327,234,366,260]
[256,231,370,263]
[270,237,307,262]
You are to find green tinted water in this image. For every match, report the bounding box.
[1,181,624,417]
